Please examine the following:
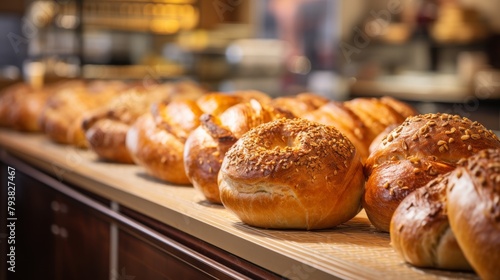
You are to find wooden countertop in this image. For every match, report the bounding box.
[0,129,478,280]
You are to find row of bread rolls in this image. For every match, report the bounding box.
[390,148,500,280]
[184,95,416,204]
[2,80,499,277]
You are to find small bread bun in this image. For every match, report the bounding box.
[446,149,500,280]
[184,100,294,203]
[40,80,127,147]
[303,97,416,161]
[127,93,243,184]
[390,175,472,270]
[271,93,328,117]
[126,100,203,184]
[82,83,203,163]
[218,118,364,229]
[303,101,371,160]
[364,113,500,232]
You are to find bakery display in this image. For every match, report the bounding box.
[82,82,204,163]
[218,118,364,229]
[364,113,500,232]
[446,149,500,280]
[126,93,245,184]
[39,80,129,148]
[390,175,472,270]
[184,99,294,203]
[303,96,417,160]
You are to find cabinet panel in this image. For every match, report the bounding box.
[119,229,214,280]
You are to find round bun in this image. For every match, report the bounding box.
[390,175,472,270]
[127,93,242,184]
[303,97,416,161]
[82,83,203,163]
[126,100,203,184]
[184,99,294,203]
[364,113,500,232]
[40,80,127,147]
[218,118,364,229]
[446,149,500,280]
[271,93,328,117]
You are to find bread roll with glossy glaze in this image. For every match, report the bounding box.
[127,100,203,184]
[83,83,203,163]
[218,118,364,229]
[303,97,416,161]
[184,100,294,203]
[364,113,500,232]
[40,80,127,147]
[446,149,500,280]
[127,93,243,184]
[390,175,472,270]
[271,93,328,117]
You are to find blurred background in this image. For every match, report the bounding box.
[0,0,499,127]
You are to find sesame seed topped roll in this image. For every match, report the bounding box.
[218,118,365,230]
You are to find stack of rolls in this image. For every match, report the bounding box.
[126,91,270,184]
[39,80,130,148]
[391,148,500,279]
[364,113,500,232]
[82,82,205,163]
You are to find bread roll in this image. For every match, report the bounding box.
[271,93,328,117]
[184,99,294,203]
[303,97,416,161]
[0,82,53,132]
[364,113,500,232]
[127,93,244,184]
[82,82,204,163]
[446,149,500,280]
[390,175,472,270]
[40,80,128,147]
[218,118,364,229]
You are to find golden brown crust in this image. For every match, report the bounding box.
[271,93,328,117]
[126,114,189,184]
[127,94,238,184]
[380,96,418,119]
[343,97,407,142]
[364,113,500,232]
[82,83,194,163]
[303,101,370,160]
[446,149,500,280]
[0,82,53,132]
[184,100,294,203]
[390,175,472,270]
[40,80,127,147]
[218,118,364,229]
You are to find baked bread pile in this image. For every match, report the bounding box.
[303,96,416,160]
[364,113,500,232]
[82,82,204,163]
[39,80,130,148]
[218,118,365,229]
[125,92,266,184]
[391,149,500,279]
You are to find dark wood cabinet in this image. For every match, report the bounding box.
[1,160,109,280]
